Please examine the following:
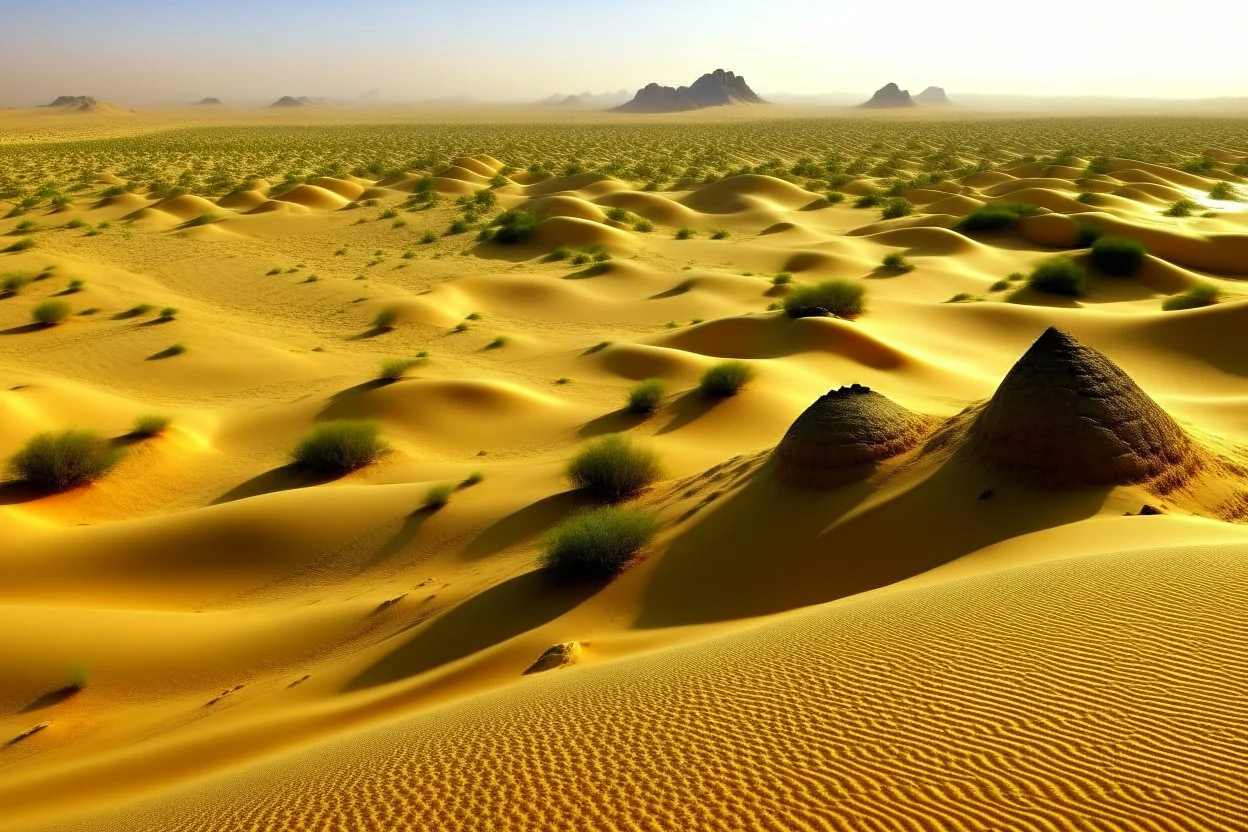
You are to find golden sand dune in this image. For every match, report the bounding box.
[1,112,1247,831]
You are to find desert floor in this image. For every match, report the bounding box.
[1,107,1247,831]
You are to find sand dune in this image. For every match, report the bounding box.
[1,110,1246,832]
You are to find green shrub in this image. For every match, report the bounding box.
[881,252,914,272]
[699,360,753,397]
[378,357,420,380]
[373,305,400,331]
[1027,256,1087,296]
[4,237,35,252]
[130,414,171,438]
[605,207,630,222]
[626,378,666,414]
[490,209,538,243]
[424,482,455,509]
[291,420,388,476]
[1208,182,1243,201]
[462,470,484,486]
[880,198,914,219]
[710,228,729,240]
[955,203,1039,232]
[826,191,846,204]
[675,227,695,239]
[541,506,659,581]
[67,278,85,292]
[10,430,122,491]
[772,272,792,286]
[546,245,571,262]
[566,434,662,501]
[633,219,654,233]
[1162,284,1220,311]
[1090,236,1146,275]
[783,280,866,318]
[989,279,1010,292]
[1163,199,1201,217]
[33,299,71,325]
[486,336,507,349]
[2,273,31,294]
[853,190,883,208]
[158,306,177,321]
[947,292,976,303]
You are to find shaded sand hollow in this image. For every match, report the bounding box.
[1,108,1247,831]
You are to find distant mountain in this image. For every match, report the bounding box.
[858,83,916,109]
[614,69,766,113]
[197,97,223,106]
[42,95,130,114]
[539,90,632,110]
[915,86,951,105]
[268,96,320,108]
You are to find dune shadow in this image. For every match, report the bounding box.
[317,378,396,421]
[20,685,82,714]
[561,263,610,280]
[656,389,716,435]
[577,408,650,438]
[344,568,602,691]
[637,453,1111,628]
[472,243,543,264]
[346,326,391,341]
[212,464,331,504]
[0,323,50,336]
[0,480,49,505]
[462,491,590,560]
[363,507,434,571]
[146,346,185,360]
[1005,288,1082,308]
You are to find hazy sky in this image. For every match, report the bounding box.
[4,0,1245,105]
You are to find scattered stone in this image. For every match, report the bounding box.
[524,641,582,675]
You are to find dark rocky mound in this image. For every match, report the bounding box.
[858,83,915,109]
[45,95,100,111]
[523,641,582,675]
[776,384,932,486]
[971,327,1198,489]
[269,96,314,108]
[197,97,222,105]
[614,69,766,113]
[915,86,951,105]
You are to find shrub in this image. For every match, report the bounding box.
[605,207,630,222]
[826,191,846,203]
[881,252,914,272]
[33,299,71,325]
[1208,182,1243,201]
[1027,256,1087,296]
[490,209,539,243]
[675,227,695,239]
[424,482,455,509]
[373,305,400,331]
[633,219,654,233]
[446,216,472,235]
[67,278,85,292]
[1163,199,1201,217]
[1090,236,1146,275]
[1162,284,1220,311]
[955,203,1039,232]
[710,228,729,240]
[626,378,666,414]
[772,272,792,286]
[378,357,420,380]
[947,292,976,303]
[2,273,31,294]
[486,336,507,349]
[10,430,122,490]
[699,360,753,397]
[186,213,217,227]
[130,414,171,438]
[783,280,866,318]
[593,250,611,263]
[546,245,571,262]
[4,237,35,252]
[462,470,484,486]
[541,506,660,581]
[989,279,1010,292]
[566,434,662,501]
[420,230,438,244]
[880,198,914,219]
[158,306,177,321]
[291,420,387,476]
[853,190,883,208]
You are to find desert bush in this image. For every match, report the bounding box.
[2,273,31,294]
[699,360,753,397]
[67,278,85,292]
[955,202,1039,232]
[675,227,695,239]
[566,435,662,501]
[130,414,171,437]
[772,272,792,286]
[541,506,659,581]
[880,198,914,219]
[853,189,883,208]
[1162,284,1220,311]
[881,252,914,272]
[424,482,455,509]
[4,237,35,252]
[486,335,507,349]
[33,299,71,324]
[158,306,177,321]
[1027,256,1087,296]
[1163,199,1201,217]
[633,219,654,233]
[626,378,666,414]
[378,357,420,380]
[10,430,122,490]
[291,420,387,475]
[373,305,400,331]
[1090,236,1146,275]
[1208,182,1243,201]
[490,209,538,243]
[605,207,630,222]
[783,280,866,318]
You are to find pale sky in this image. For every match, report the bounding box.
[2,0,1244,105]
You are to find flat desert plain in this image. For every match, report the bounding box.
[1,107,1247,831]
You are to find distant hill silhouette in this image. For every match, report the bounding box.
[42,96,129,114]
[197,97,223,106]
[915,86,951,105]
[614,69,766,113]
[268,96,319,108]
[858,83,916,109]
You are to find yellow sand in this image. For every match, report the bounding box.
[1,107,1246,831]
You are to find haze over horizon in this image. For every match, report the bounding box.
[4,0,1246,106]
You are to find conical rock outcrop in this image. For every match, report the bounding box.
[971,327,1198,488]
[777,384,931,486]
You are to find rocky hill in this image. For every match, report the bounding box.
[614,69,766,113]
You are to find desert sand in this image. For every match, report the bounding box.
[1,106,1247,831]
